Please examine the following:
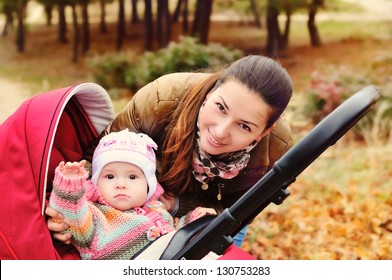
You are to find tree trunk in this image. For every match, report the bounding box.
[280,7,291,50]
[100,0,107,33]
[81,2,90,55]
[172,0,183,23]
[157,0,171,48]
[131,0,139,24]
[71,4,80,63]
[191,0,201,36]
[308,0,322,47]
[15,2,26,53]
[116,0,126,51]
[182,0,189,33]
[266,0,280,56]
[44,4,53,26]
[174,0,188,32]
[144,0,153,51]
[58,2,68,43]
[193,0,212,44]
[249,0,262,28]
[2,8,14,37]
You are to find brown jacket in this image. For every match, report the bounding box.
[106,72,293,216]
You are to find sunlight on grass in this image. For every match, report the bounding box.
[288,20,392,46]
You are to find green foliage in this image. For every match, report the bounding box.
[89,51,135,90]
[303,60,392,144]
[89,36,243,95]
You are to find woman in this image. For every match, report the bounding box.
[46,55,293,247]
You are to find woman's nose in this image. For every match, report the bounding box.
[215,120,230,140]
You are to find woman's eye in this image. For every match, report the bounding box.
[216,102,225,112]
[239,123,251,132]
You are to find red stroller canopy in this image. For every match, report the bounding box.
[0,83,114,259]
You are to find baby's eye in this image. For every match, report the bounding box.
[105,174,114,179]
[129,175,136,180]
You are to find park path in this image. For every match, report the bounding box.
[0,78,32,124]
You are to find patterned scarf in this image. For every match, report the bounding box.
[192,123,258,188]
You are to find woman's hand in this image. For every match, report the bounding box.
[190,207,217,221]
[45,206,72,244]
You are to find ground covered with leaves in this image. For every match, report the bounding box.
[243,141,392,259]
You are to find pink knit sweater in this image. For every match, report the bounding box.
[49,169,189,260]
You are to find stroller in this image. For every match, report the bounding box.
[0,82,381,260]
[0,83,114,260]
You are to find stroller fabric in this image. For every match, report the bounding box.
[0,83,114,259]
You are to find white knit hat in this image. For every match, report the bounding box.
[91,129,158,201]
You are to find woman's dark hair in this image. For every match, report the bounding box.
[160,55,293,195]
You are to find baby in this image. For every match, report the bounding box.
[49,129,215,259]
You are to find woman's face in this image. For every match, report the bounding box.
[198,79,274,155]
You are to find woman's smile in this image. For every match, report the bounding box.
[207,128,225,147]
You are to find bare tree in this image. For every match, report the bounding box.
[249,0,262,28]
[57,1,68,43]
[266,0,280,56]
[192,0,212,44]
[181,0,189,33]
[172,0,181,23]
[280,0,293,50]
[15,0,28,53]
[308,0,322,47]
[81,0,90,54]
[157,0,171,48]
[44,2,53,26]
[172,0,189,33]
[144,0,153,50]
[131,0,139,23]
[116,0,126,51]
[99,0,107,33]
[1,3,14,37]
[70,3,80,62]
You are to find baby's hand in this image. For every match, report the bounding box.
[58,160,87,177]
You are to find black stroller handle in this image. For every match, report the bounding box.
[160,85,381,260]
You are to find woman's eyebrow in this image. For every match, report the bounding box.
[219,96,229,110]
[242,119,259,128]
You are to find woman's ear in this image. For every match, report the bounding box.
[256,124,276,142]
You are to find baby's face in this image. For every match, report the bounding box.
[97,162,148,211]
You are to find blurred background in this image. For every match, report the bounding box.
[0,0,391,259]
